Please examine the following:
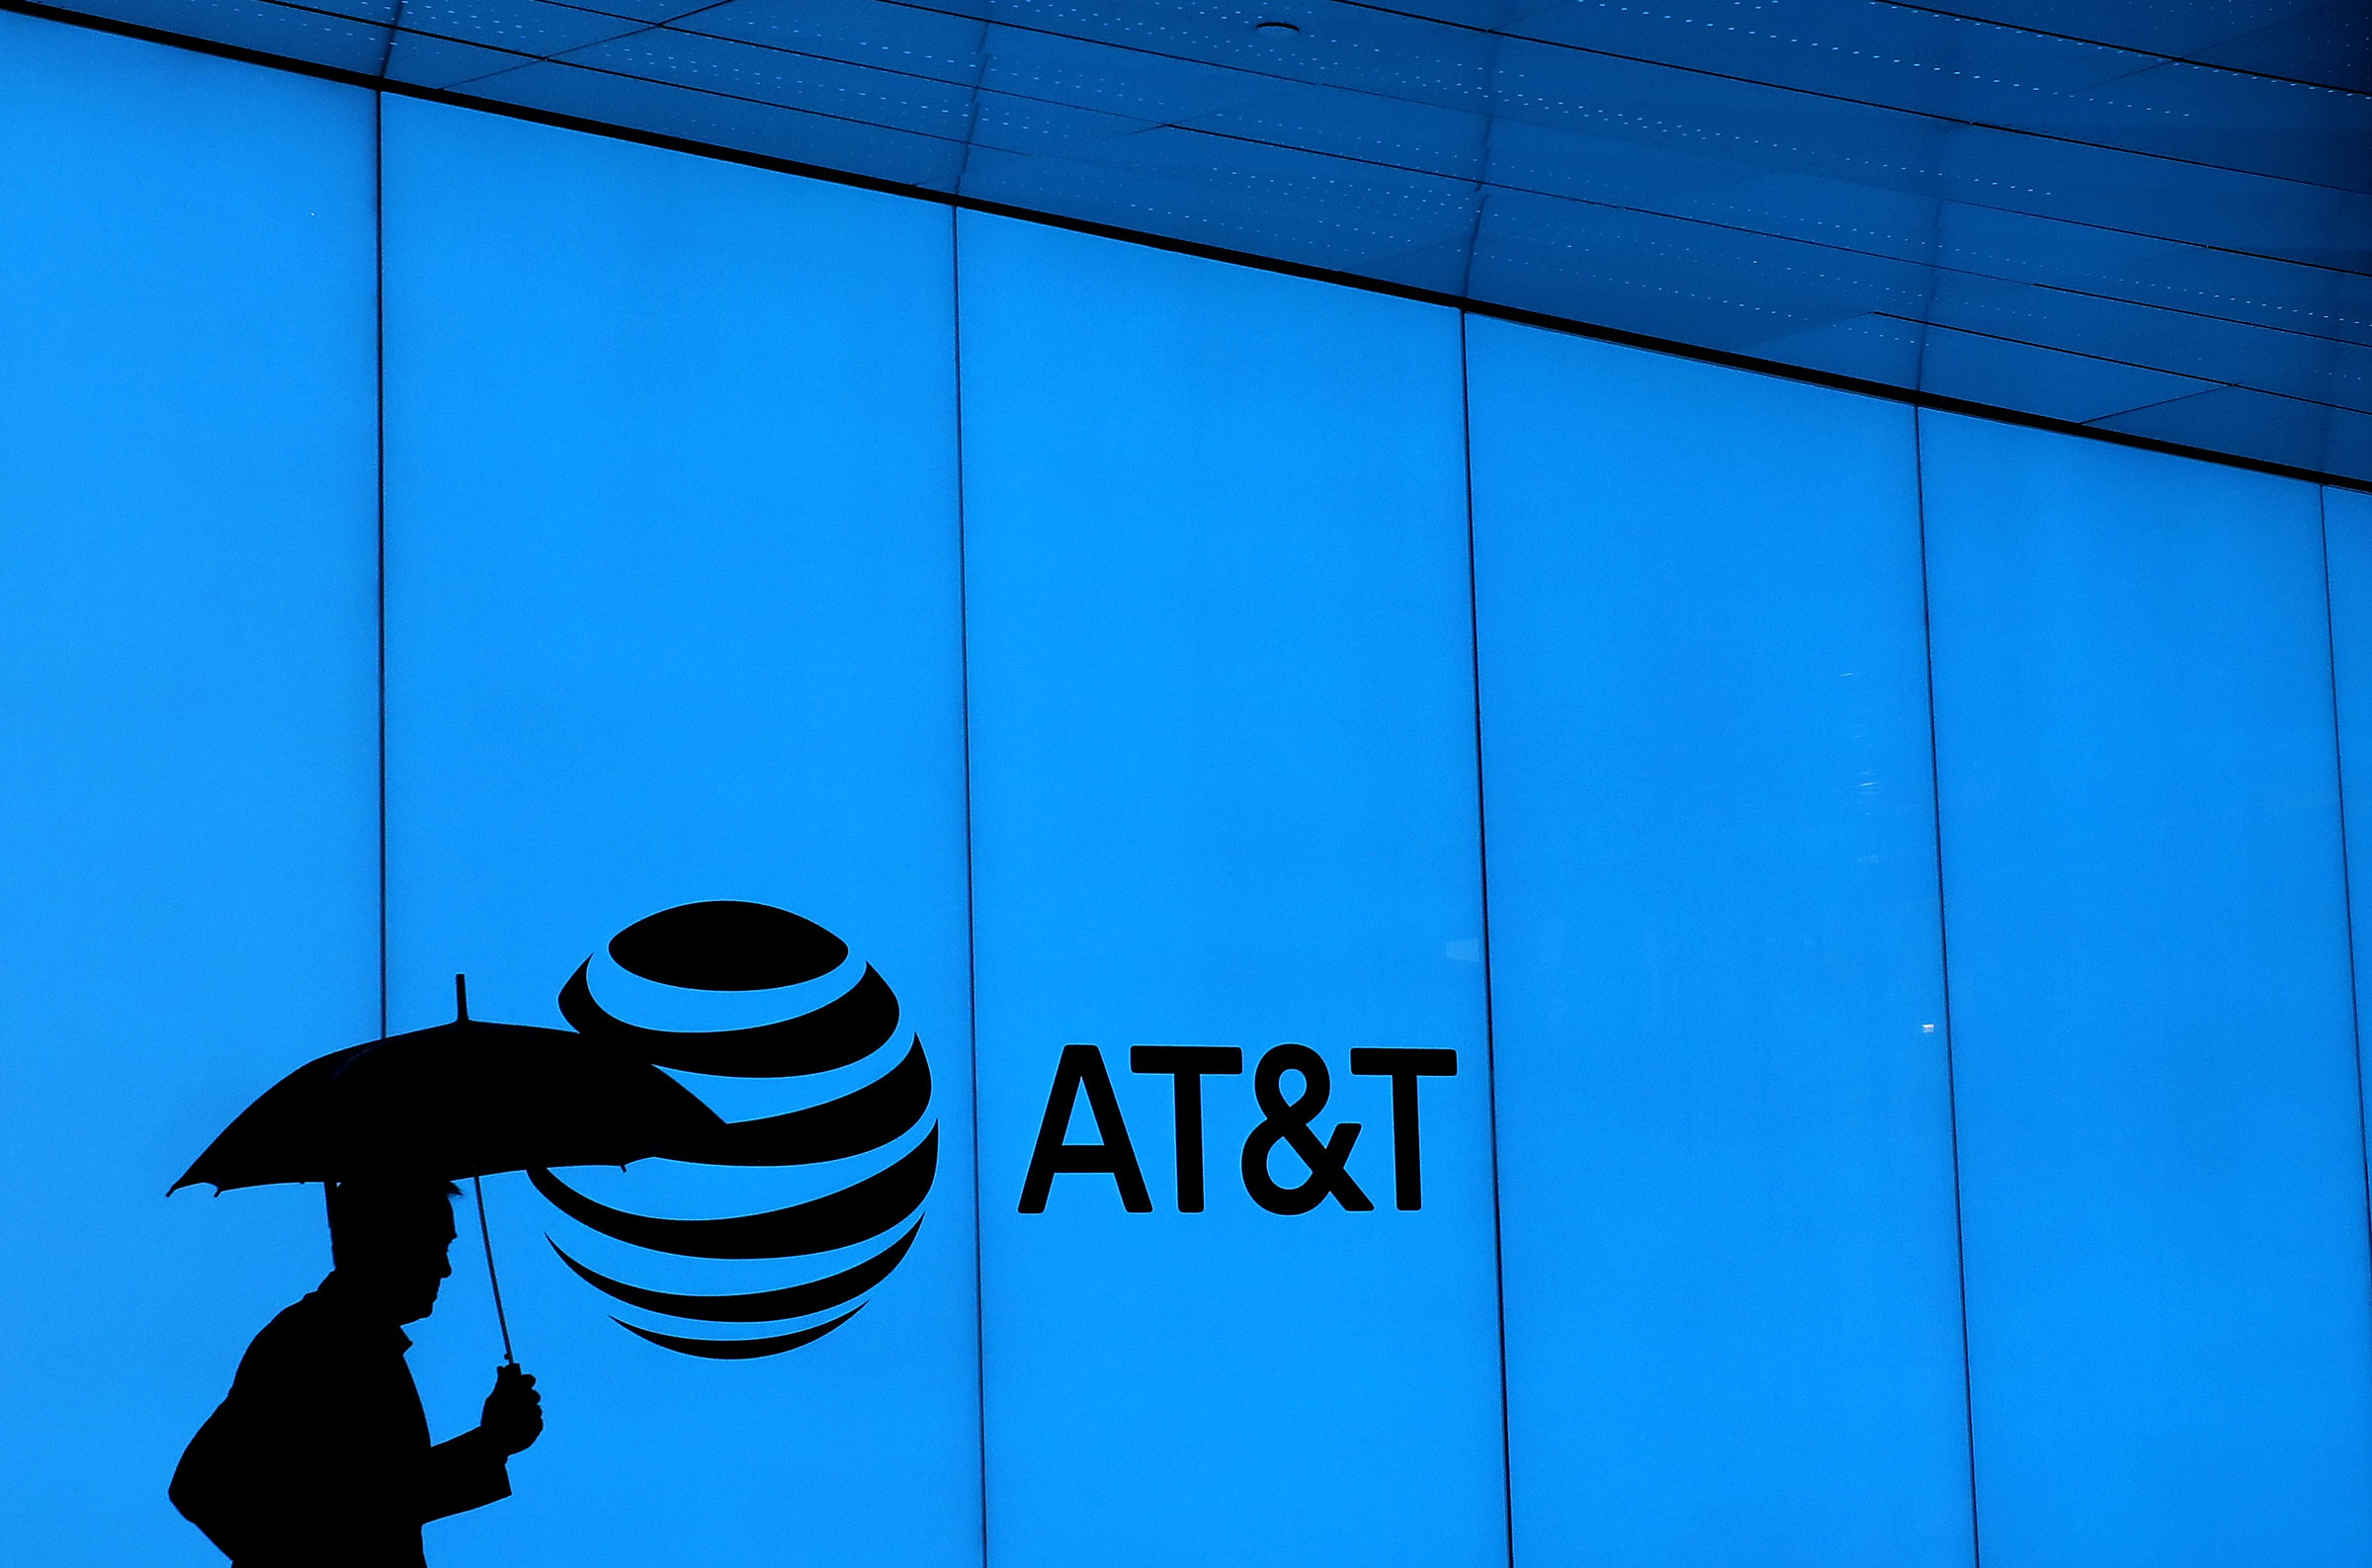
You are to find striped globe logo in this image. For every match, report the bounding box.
[528,901,936,1359]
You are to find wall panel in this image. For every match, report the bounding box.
[1923,415,2372,1564]
[1469,319,1973,1567]
[0,15,379,1563]
[959,213,1507,1568]
[2323,484,2372,1018]
[382,99,979,1568]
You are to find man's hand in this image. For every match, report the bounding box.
[478,1363,543,1456]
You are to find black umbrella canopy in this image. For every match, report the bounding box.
[173,1012,728,1194]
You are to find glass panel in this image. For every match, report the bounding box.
[958,212,1506,1568]
[1922,414,2372,1562]
[1468,319,1974,1566]
[381,99,979,1568]
[0,14,379,1562]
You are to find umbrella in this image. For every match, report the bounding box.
[175,976,727,1358]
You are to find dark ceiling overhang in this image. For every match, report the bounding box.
[18,0,2372,485]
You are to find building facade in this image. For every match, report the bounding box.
[5,8,2372,1566]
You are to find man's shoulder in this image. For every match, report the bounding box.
[234,1286,378,1379]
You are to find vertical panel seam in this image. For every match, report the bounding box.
[374,87,388,1041]
[2313,490,2372,1323]
[1459,313,1519,1568]
[1913,408,1983,1568]
[953,206,991,1568]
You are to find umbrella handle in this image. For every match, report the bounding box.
[472,1175,515,1364]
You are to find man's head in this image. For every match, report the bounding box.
[325,1179,459,1324]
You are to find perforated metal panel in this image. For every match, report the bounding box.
[29,0,2372,481]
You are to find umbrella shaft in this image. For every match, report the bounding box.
[472,1176,515,1363]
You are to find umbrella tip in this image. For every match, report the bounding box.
[455,972,469,1023]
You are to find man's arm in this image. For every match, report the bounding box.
[418,1364,541,1525]
[418,1428,512,1524]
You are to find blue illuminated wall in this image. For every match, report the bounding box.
[5,13,2372,1568]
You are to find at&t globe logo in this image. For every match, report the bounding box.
[529,901,936,1359]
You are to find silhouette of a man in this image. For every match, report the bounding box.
[171,1179,544,1566]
